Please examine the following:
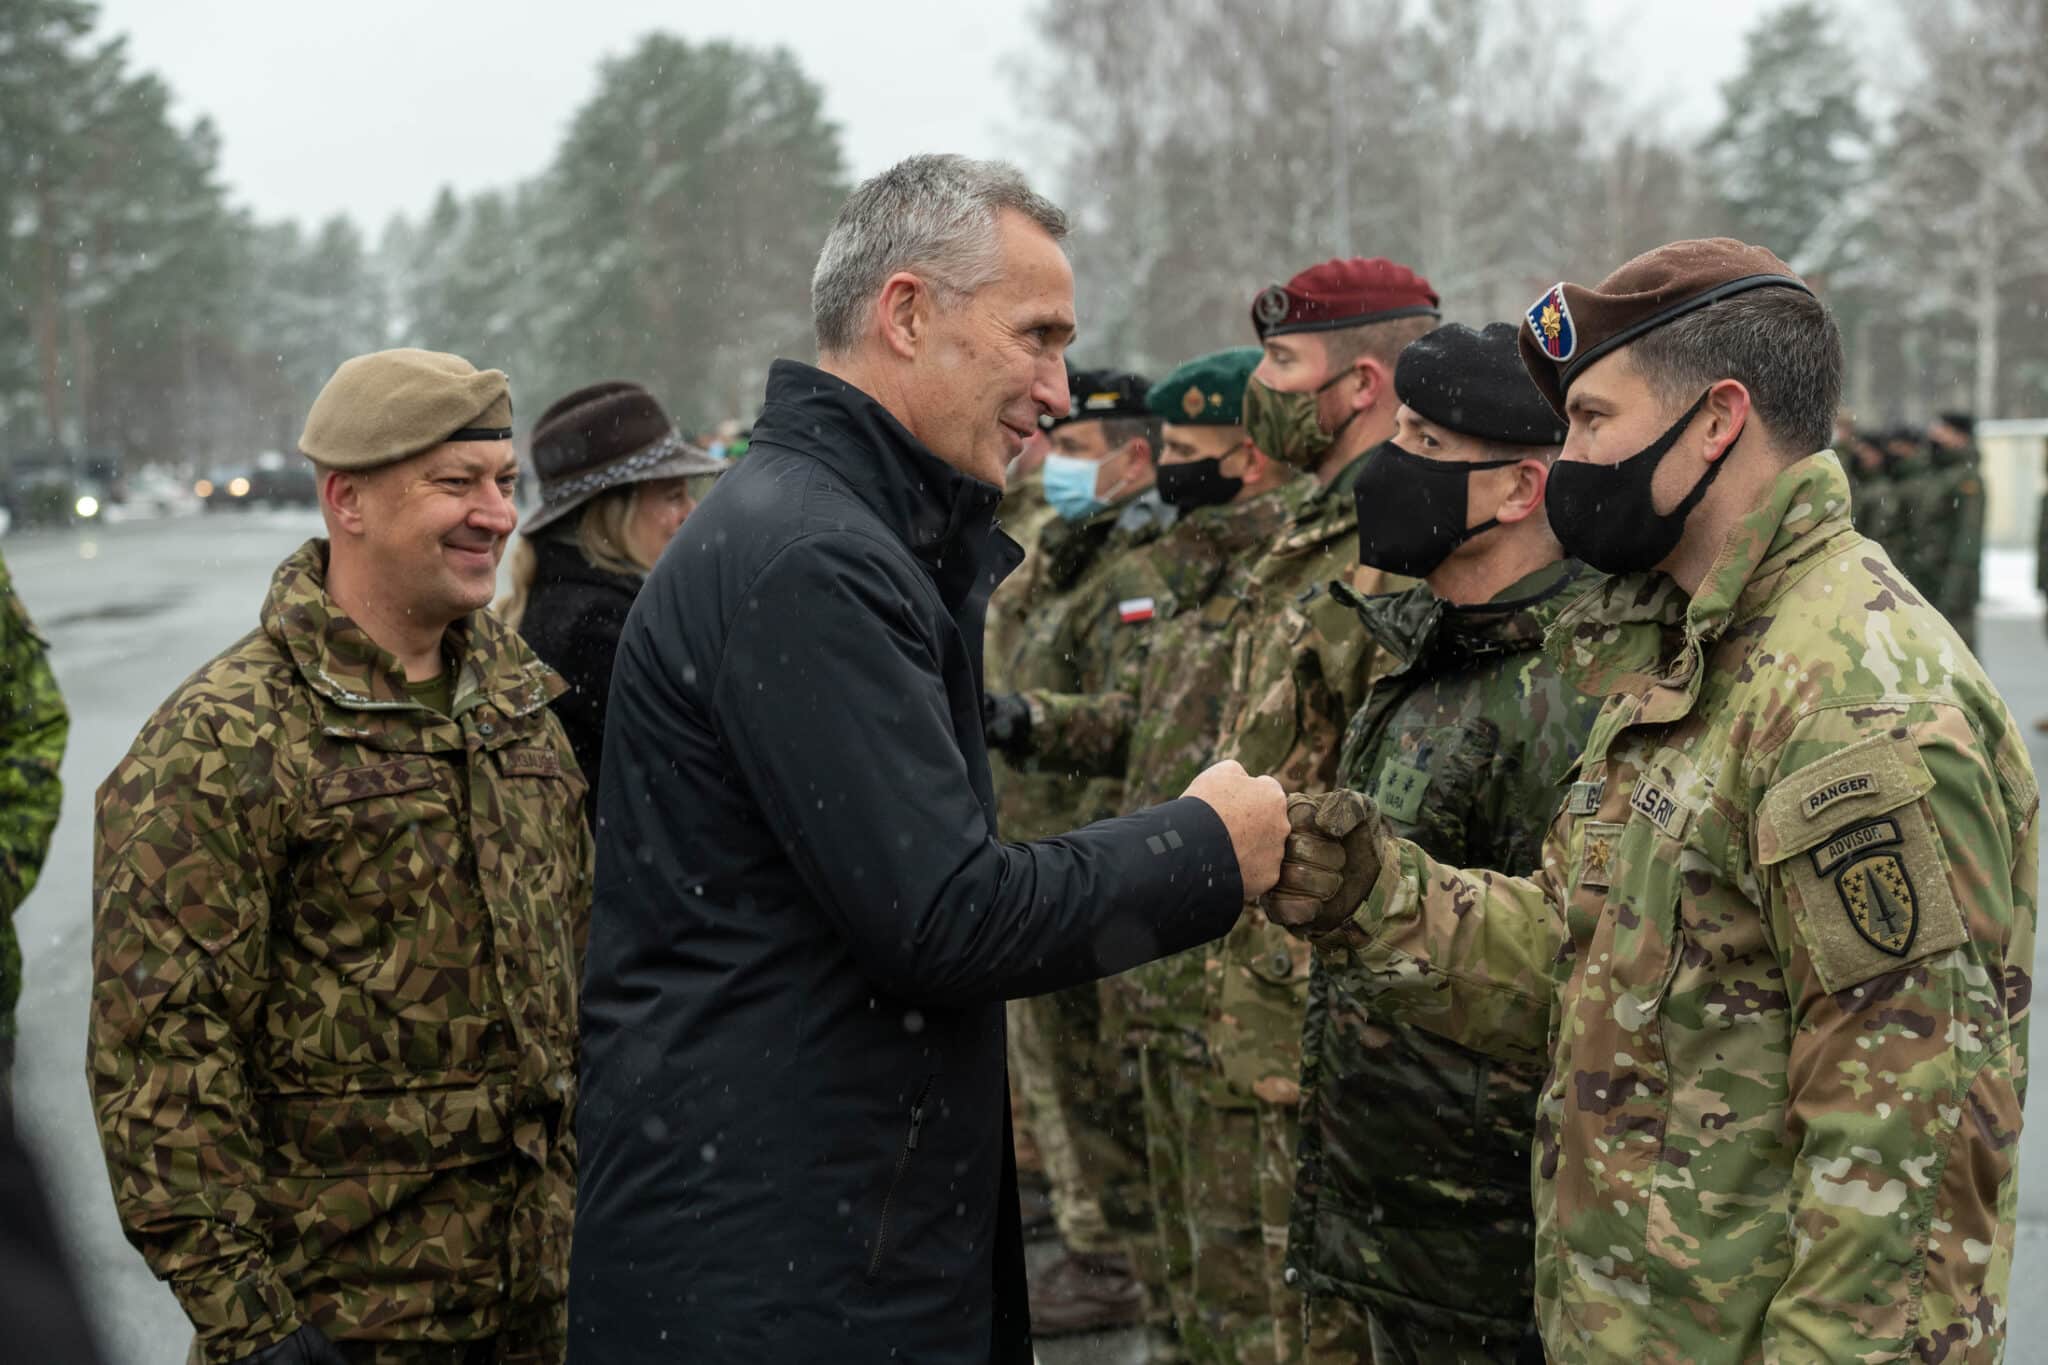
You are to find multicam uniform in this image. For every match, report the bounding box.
[0,547,68,1093]
[1024,484,1298,1363]
[1286,561,1602,1364]
[90,540,592,1365]
[1920,443,1985,649]
[1313,453,2035,1363]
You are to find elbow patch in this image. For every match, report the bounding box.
[1759,733,1969,994]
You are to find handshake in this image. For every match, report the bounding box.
[1182,761,1388,937]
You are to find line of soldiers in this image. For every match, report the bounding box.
[988,245,2030,1365]
[1836,414,1985,647]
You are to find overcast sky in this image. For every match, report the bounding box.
[94,0,1896,233]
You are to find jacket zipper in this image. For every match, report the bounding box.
[867,1076,935,1282]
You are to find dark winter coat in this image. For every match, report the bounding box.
[515,535,641,811]
[568,360,1245,1365]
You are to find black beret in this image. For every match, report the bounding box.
[1936,410,1976,437]
[1046,368,1152,429]
[1396,322,1565,446]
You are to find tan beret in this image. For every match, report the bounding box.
[300,347,513,471]
[1518,238,1812,416]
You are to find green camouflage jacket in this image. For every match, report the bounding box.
[1286,559,1602,1335]
[1846,458,1901,547]
[1019,486,1297,1051]
[1315,452,2036,1364]
[89,540,592,1362]
[1920,444,1985,633]
[1216,456,1407,793]
[0,548,69,1048]
[983,472,1059,695]
[995,493,1176,841]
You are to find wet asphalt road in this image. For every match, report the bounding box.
[6,512,2048,1364]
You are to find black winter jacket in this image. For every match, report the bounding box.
[568,361,1243,1364]
[516,535,640,813]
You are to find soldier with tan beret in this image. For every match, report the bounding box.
[90,349,592,1365]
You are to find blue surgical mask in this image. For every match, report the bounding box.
[1042,451,1108,522]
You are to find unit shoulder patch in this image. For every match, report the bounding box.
[1782,805,1969,993]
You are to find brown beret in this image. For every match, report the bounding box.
[300,348,513,471]
[1518,238,1813,415]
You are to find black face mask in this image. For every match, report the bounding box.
[1544,390,1736,575]
[1156,445,1246,510]
[1351,440,1520,576]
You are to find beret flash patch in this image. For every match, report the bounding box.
[1181,385,1207,419]
[1528,283,1576,361]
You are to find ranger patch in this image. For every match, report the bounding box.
[1803,772,1874,821]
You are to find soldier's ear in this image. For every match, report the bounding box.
[1495,456,1551,526]
[320,467,371,536]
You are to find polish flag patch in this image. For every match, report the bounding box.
[1119,597,1156,624]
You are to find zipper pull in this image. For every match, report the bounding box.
[907,1105,925,1151]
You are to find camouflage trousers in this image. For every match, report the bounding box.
[1140,1045,1373,1365]
[1011,984,1165,1287]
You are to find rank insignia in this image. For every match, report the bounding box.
[1527,283,1576,361]
[1181,385,1207,419]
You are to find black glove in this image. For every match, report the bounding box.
[982,692,1032,757]
[229,1325,349,1365]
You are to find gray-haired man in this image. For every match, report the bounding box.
[567,154,1288,1365]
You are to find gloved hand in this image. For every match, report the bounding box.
[228,1325,349,1365]
[982,692,1033,757]
[1262,790,1385,937]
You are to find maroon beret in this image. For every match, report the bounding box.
[1251,257,1439,341]
[1518,238,1813,415]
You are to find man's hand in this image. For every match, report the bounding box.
[229,1326,348,1365]
[1264,790,1385,937]
[1183,760,1288,899]
[982,692,1032,758]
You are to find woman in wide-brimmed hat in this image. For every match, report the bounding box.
[498,381,725,808]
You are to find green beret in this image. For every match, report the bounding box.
[300,348,513,471]
[1145,347,1263,427]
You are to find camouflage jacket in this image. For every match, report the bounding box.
[1216,455,1406,792]
[89,540,593,1361]
[1315,452,2036,1363]
[1921,445,1985,627]
[994,493,1176,841]
[983,472,1059,695]
[1018,486,1298,1051]
[0,548,69,1044]
[1286,560,1603,1333]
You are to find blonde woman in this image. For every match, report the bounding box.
[500,381,725,808]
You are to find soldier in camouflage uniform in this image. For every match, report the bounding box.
[996,347,1302,1362]
[1843,427,1899,546]
[1183,259,1439,1360]
[984,368,1179,1334]
[0,548,68,1100]
[1272,242,2036,1364]
[1284,322,1602,1365]
[1924,411,1986,650]
[90,350,592,1365]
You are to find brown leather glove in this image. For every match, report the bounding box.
[1262,790,1385,937]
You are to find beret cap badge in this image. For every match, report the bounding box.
[1254,285,1292,327]
[1181,386,1208,419]
[1528,284,1576,362]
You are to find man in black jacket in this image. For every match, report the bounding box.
[569,155,1288,1364]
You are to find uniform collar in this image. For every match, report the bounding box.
[1345,558,1588,676]
[262,539,561,719]
[1548,450,1854,718]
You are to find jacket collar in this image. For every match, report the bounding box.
[753,359,1005,560]
[1548,450,1854,717]
[531,534,644,597]
[1343,558,1588,677]
[262,539,561,721]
